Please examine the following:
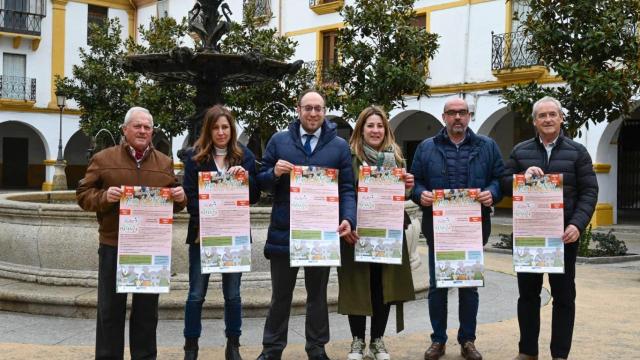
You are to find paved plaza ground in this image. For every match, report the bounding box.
[1,244,639,359]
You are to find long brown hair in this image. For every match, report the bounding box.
[349,105,404,166]
[192,105,243,166]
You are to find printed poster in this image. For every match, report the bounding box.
[432,188,484,288]
[116,186,173,293]
[512,174,565,273]
[355,166,405,264]
[198,171,252,273]
[289,166,341,267]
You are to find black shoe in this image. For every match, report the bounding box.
[256,353,280,360]
[226,336,243,360]
[184,337,199,360]
[308,352,331,360]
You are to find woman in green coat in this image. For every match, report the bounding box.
[338,106,415,360]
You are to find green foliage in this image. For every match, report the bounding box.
[55,19,137,142]
[578,224,592,257]
[332,0,439,120]
[591,229,628,257]
[493,232,514,250]
[501,0,640,138]
[222,0,316,153]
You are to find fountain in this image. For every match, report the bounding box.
[0,1,427,319]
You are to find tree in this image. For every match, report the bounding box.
[221,0,315,156]
[501,0,640,137]
[56,17,195,155]
[331,0,439,121]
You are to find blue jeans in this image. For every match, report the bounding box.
[184,244,242,338]
[427,243,479,344]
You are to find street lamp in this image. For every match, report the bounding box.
[56,92,66,162]
[51,91,68,190]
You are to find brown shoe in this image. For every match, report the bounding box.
[460,341,482,360]
[423,342,445,360]
[514,354,538,360]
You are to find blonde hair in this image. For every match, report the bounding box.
[349,105,404,166]
[192,105,243,166]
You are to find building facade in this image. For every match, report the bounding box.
[0,0,637,225]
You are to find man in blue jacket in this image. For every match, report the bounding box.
[411,97,504,360]
[256,89,356,360]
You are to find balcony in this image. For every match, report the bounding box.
[0,75,36,105]
[491,30,547,82]
[303,60,338,84]
[309,0,343,15]
[0,0,46,36]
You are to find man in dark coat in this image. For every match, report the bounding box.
[503,96,598,360]
[411,97,504,360]
[256,90,356,360]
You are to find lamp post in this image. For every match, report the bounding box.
[51,92,68,190]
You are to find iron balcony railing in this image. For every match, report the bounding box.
[303,59,338,84]
[0,75,36,101]
[491,30,541,71]
[0,0,46,36]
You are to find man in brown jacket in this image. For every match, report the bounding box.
[77,106,186,360]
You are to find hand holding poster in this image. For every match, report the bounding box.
[355,166,405,264]
[116,186,174,293]
[432,188,484,288]
[512,174,565,273]
[198,171,252,273]
[289,166,341,267]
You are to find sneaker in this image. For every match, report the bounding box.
[368,338,391,360]
[347,337,365,360]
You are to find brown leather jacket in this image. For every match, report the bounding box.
[76,143,187,246]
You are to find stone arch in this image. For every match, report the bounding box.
[390,110,442,170]
[326,115,352,141]
[64,130,92,189]
[153,130,171,157]
[0,120,48,189]
[481,107,535,162]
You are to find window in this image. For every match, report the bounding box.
[2,53,26,100]
[511,0,531,32]
[3,0,28,31]
[410,14,426,30]
[321,30,339,83]
[87,5,108,43]
[157,0,169,18]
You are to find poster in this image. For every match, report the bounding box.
[432,188,484,288]
[198,171,252,273]
[355,166,405,264]
[289,166,341,267]
[512,174,565,273]
[116,186,173,293]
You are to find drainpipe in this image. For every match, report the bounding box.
[278,0,283,36]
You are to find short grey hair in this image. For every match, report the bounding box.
[122,106,154,128]
[532,96,563,119]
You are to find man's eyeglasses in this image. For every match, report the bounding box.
[301,105,325,113]
[444,109,471,117]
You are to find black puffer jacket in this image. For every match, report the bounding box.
[502,135,598,233]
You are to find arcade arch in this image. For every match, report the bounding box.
[64,130,91,189]
[390,110,442,170]
[0,121,48,189]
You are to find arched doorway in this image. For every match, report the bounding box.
[616,108,640,223]
[390,110,442,171]
[327,116,352,141]
[480,108,534,162]
[0,121,47,189]
[64,130,91,189]
[153,130,172,157]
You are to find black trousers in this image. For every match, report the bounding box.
[261,254,330,358]
[348,263,391,340]
[96,244,159,360]
[517,242,577,359]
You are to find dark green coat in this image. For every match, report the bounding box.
[337,155,415,332]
